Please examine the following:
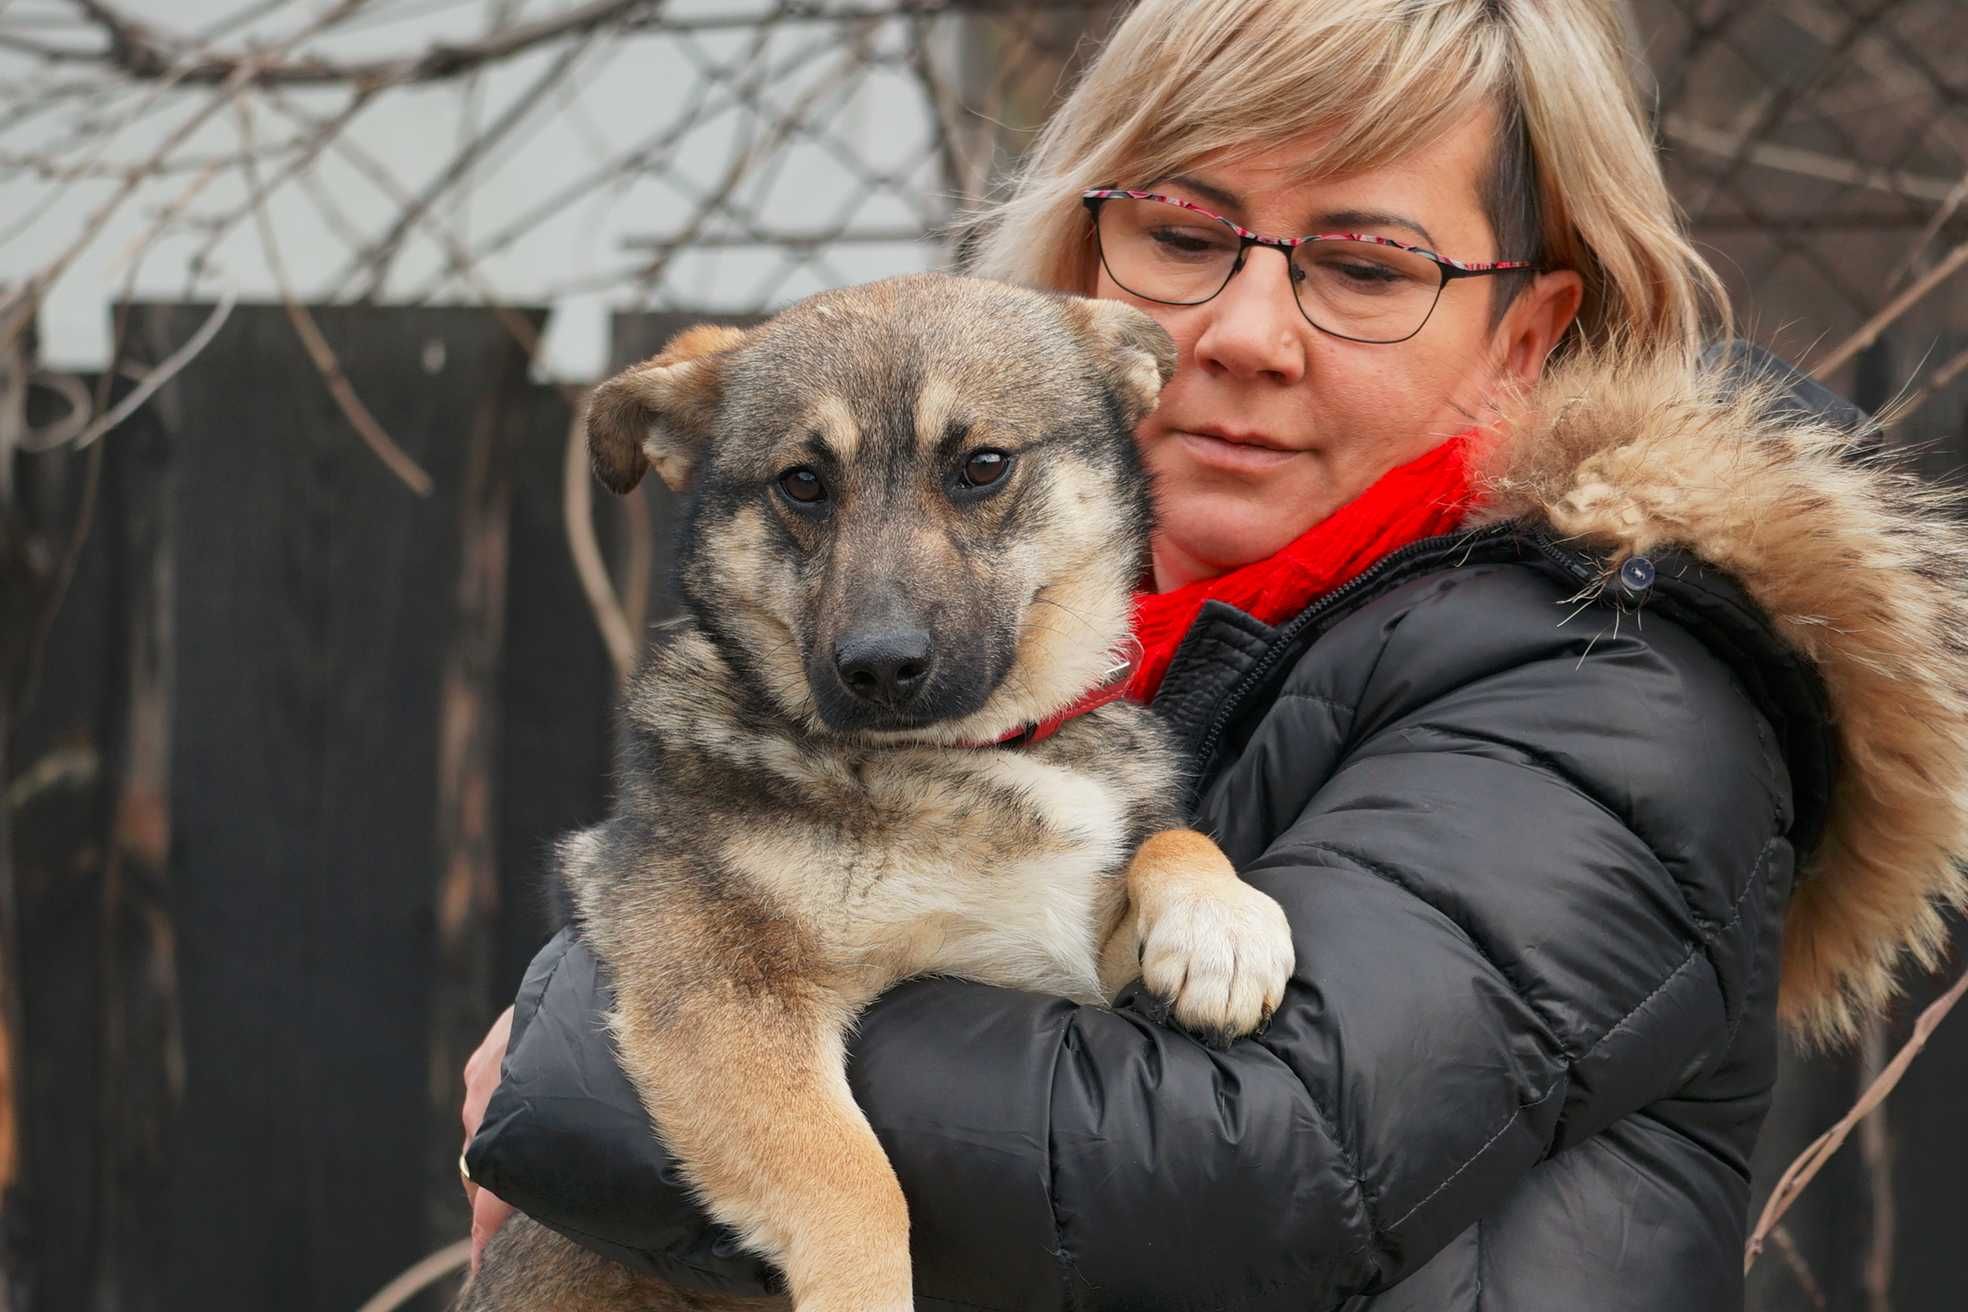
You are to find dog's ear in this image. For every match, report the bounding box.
[1060,297,1178,428]
[585,323,752,494]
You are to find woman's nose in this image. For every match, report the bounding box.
[1192,247,1308,384]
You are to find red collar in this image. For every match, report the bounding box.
[985,661,1137,749]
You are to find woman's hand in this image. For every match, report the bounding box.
[461,1005,516,1272]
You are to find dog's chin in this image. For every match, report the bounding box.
[809,678,997,739]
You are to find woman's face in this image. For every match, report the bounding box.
[1093,113,1582,590]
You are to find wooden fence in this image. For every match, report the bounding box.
[5,303,1966,1311]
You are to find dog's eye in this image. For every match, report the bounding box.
[958,450,1011,490]
[778,467,827,505]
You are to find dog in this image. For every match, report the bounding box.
[461,274,1295,1312]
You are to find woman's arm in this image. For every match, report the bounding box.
[468,568,1794,1309]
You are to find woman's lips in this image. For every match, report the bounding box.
[1171,429,1304,474]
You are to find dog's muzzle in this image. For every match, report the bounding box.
[833,628,933,711]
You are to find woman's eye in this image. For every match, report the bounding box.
[1149,227,1231,259]
[1333,260,1402,285]
[777,467,827,505]
[958,449,1012,490]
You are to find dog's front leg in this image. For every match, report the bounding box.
[611,985,913,1312]
[1104,829,1295,1045]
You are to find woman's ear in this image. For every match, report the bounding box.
[1496,269,1584,386]
[585,323,751,494]
[1060,296,1178,427]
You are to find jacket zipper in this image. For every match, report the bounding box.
[1189,524,1601,774]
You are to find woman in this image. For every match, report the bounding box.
[462,1,1968,1307]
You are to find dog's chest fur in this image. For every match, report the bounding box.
[601,633,1182,1008]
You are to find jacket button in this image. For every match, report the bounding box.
[1617,554,1656,598]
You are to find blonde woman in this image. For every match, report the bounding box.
[461,2,1968,1306]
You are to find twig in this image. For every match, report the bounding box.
[1769,1225,1828,1310]
[251,89,549,367]
[1858,1018,1894,1312]
[340,34,597,300]
[68,0,652,87]
[236,100,432,496]
[1662,113,1959,206]
[394,20,827,301]
[0,0,369,351]
[1889,164,1968,293]
[353,1238,470,1312]
[561,400,635,686]
[14,369,91,453]
[1746,963,1968,1272]
[181,85,379,281]
[1809,235,1968,380]
[1893,340,1968,422]
[66,292,235,451]
[0,30,99,62]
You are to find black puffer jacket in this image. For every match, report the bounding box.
[467,350,1968,1310]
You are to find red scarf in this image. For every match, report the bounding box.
[1126,432,1479,703]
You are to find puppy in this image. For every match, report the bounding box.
[462,274,1294,1312]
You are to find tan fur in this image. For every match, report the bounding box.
[585,323,751,493]
[1473,349,1968,1044]
[1058,295,1181,427]
[468,1215,788,1311]
[804,392,862,465]
[611,984,912,1312]
[911,374,962,455]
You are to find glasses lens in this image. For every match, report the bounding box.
[1095,197,1239,305]
[1291,239,1446,343]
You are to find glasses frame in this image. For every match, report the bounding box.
[1081,187,1540,345]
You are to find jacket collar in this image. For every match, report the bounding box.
[1163,346,1968,1046]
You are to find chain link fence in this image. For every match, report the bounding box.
[1643,0,1968,434]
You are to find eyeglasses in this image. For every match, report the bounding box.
[1082,188,1537,345]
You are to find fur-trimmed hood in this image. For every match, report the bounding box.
[1472,350,1968,1044]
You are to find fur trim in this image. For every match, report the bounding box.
[1471,349,1968,1045]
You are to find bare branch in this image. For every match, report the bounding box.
[561,399,635,687]
[1810,235,1968,379]
[1769,1225,1828,1310]
[1663,113,1961,206]
[1746,964,1968,1272]
[338,35,598,300]
[67,0,654,88]
[236,100,433,496]
[64,292,235,452]
[353,1238,470,1312]
[1892,339,1968,422]
[0,0,379,351]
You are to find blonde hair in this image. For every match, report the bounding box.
[962,0,1728,360]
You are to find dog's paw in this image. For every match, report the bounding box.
[1137,877,1294,1045]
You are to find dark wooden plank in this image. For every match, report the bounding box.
[6,448,111,1312]
[141,301,540,1311]
[0,336,101,1312]
[492,383,611,1006]
[89,352,182,1312]
[9,357,177,1312]
[425,341,524,1260]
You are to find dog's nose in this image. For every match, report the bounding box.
[835,630,933,708]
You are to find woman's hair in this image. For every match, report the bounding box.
[960,0,1728,360]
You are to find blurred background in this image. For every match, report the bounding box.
[1,1,1964,1309]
